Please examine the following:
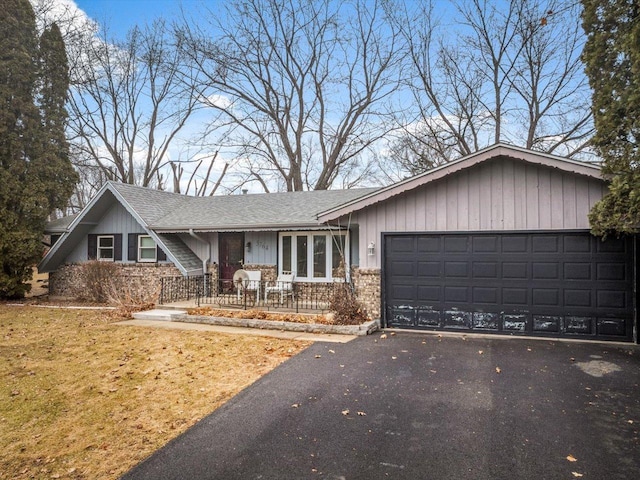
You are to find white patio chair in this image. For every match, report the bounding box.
[235,270,262,301]
[264,272,295,304]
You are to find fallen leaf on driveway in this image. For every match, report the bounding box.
[380,333,387,339]
[391,356,397,360]
[478,350,484,355]
[291,403,300,408]
[628,420,634,424]
[571,472,583,478]
[390,332,396,336]
[495,367,501,374]
[342,409,350,416]
[315,355,322,359]
[357,411,367,416]
[328,350,335,354]
[566,455,578,462]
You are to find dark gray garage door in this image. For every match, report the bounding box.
[383,232,636,341]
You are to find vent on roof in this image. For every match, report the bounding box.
[242,189,248,195]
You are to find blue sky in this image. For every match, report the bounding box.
[74,0,209,36]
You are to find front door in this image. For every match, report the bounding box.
[219,233,245,284]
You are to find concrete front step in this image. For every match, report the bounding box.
[132,309,188,321]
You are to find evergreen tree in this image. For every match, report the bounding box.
[36,23,77,213]
[0,0,77,298]
[583,1,640,236]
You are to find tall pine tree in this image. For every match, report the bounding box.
[0,0,77,298]
[583,1,640,236]
[37,23,77,212]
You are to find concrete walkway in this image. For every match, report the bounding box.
[116,318,357,343]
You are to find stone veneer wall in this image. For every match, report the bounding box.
[50,262,384,318]
[49,263,182,301]
[242,264,277,285]
[352,268,381,320]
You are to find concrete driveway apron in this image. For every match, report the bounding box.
[122,333,640,480]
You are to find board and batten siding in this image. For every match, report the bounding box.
[353,159,606,269]
[244,232,278,265]
[65,202,147,263]
[178,232,217,263]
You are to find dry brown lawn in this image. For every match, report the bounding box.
[0,305,310,479]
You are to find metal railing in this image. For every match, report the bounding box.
[159,274,212,305]
[159,274,337,312]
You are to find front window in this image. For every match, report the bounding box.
[296,236,308,277]
[138,235,157,262]
[279,231,348,281]
[313,235,326,278]
[282,236,292,272]
[97,235,114,261]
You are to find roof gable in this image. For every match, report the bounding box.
[317,144,602,222]
[40,183,200,275]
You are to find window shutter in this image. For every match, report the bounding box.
[157,246,167,262]
[128,234,138,261]
[87,234,97,260]
[114,234,123,261]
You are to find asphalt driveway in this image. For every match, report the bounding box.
[122,333,640,479]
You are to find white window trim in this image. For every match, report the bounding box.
[97,235,114,262]
[138,235,157,263]
[278,231,349,282]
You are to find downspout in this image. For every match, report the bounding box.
[189,229,211,295]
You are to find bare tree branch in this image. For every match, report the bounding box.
[388,0,593,176]
[177,0,405,191]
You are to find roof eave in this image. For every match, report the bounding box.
[150,222,328,232]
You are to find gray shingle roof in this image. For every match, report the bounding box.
[45,213,78,232]
[109,182,192,226]
[108,182,379,230]
[152,188,380,230]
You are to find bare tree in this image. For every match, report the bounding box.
[66,19,223,194]
[178,0,404,191]
[389,0,593,174]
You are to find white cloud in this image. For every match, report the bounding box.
[29,0,97,37]
[204,94,233,110]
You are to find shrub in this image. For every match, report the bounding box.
[79,262,158,315]
[80,261,119,303]
[103,277,158,318]
[328,282,368,325]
